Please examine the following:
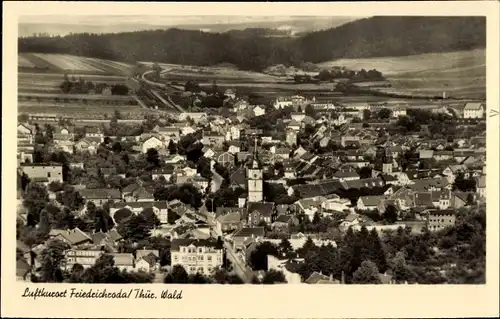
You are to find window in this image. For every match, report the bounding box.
[190,266,196,272]
[198,248,203,253]
[198,255,204,261]
[47,172,51,178]
[207,256,212,262]
[174,256,178,261]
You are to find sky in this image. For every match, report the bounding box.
[18,15,365,37]
[18,15,361,26]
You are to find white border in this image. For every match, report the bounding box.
[2,2,499,318]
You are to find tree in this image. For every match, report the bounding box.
[56,186,85,211]
[358,166,372,179]
[48,181,64,193]
[362,109,371,121]
[39,239,69,282]
[365,228,388,273]
[94,208,115,233]
[38,209,52,235]
[466,193,475,206]
[279,238,293,256]
[453,172,477,192]
[164,265,189,283]
[389,251,413,284]
[377,108,392,119]
[312,211,321,225]
[117,214,153,243]
[23,183,49,226]
[262,269,287,284]
[196,156,213,179]
[146,148,161,168]
[352,260,381,284]
[249,242,280,271]
[304,104,317,119]
[383,205,398,224]
[167,140,177,154]
[189,273,212,284]
[297,236,317,258]
[139,208,161,229]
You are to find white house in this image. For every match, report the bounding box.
[463,102,485,119]
[392,108,407,118]
[357,196,387,211]
[253,105,266,117]
[229,126,240,140]
[141,136,164,153]
[322,197,351,212]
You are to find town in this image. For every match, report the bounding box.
[16,77,487,284]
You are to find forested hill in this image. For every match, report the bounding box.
[18,16,486,71]
[296,16,487,63]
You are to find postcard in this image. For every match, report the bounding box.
[2,1,499,318]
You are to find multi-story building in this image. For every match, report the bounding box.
[170,238,224,276]
[20,163,64,184]
[65,249,103,269]
[463,102,485,119]
[427,210,456,232]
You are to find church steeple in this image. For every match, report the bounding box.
[382,147,393,174]
[247,137,263,202]
[251,137,260,169]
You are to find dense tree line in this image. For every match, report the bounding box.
[18,17,485,72]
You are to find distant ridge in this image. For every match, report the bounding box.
[18,16,485,72]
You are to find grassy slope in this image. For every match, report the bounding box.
[318,49,485,98]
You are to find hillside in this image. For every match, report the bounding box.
[297,16,486,63]
[18,16,485,72]
[319,49,486,99]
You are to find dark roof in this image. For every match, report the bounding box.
[233,227,265,238]
[122,183,140,193]
[229,167,246,186]
[215,207,245,217]
[274,214,292,224]
[292,180,344,199]
[305,271,332,284]
[247,202,275,217]
[342,177,385,190]
[427,209,456,216]
[414,192,433,207]
[334,170,360,178]
[79,188,121,199]
[49,228,92,245]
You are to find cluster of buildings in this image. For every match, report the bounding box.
[16,88,487,283]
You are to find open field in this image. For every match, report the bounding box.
[18,101,151,119]
[317,49,486,99]
[18,71,127,94]
[18,92,136,102]
[18,53,133,76]
[140,61,284,83]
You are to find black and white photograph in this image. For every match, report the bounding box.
[2,1,500,318]
[14,12,490,285]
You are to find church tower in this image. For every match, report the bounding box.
[247,138,263,202]
[382,147,393,174]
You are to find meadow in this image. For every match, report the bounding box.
[317,49,486,99]
[18,53,134,75]
[18,54,142,119]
